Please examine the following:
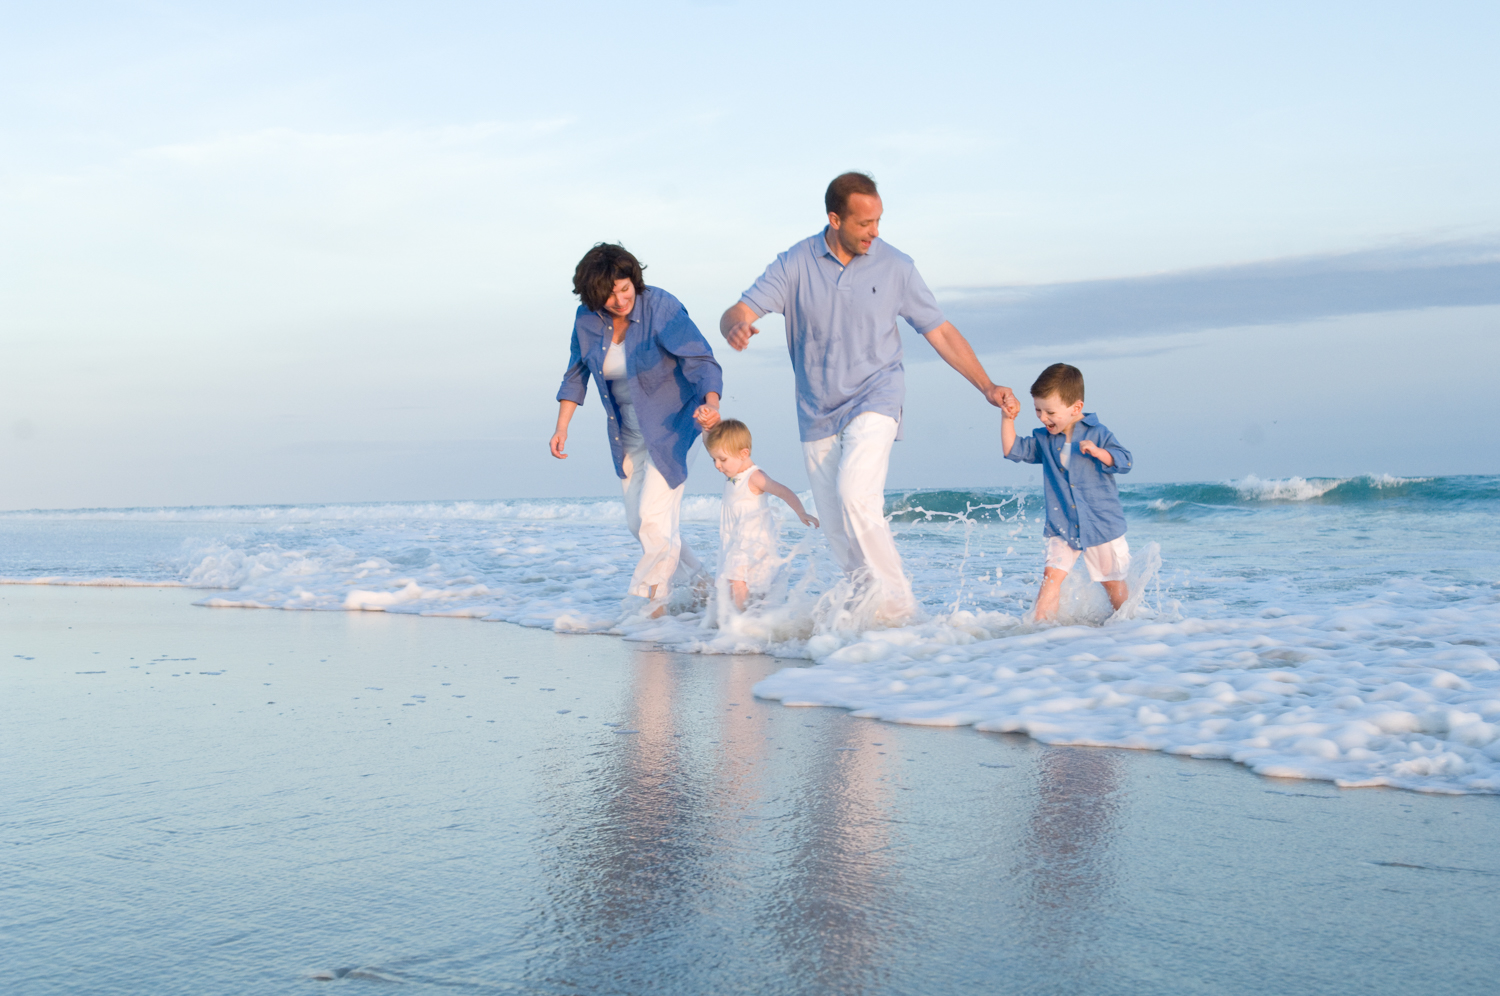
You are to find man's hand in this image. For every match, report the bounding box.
[724,321,758,351]
[719,302,761,352]
[985,382,1018,413]
[1078,439,1114,466]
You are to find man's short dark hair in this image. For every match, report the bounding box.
[825,172,879,218]
[572,243,646,312]
[1030,363,1085,405]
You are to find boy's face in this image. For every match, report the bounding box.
[1033,392,1085,434]
[709,445,754,479]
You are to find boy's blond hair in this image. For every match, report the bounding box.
[704,419,752,454]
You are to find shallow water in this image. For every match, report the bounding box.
[3,587,1497,995]
[2,474,1498,793]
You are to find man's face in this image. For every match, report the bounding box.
[1033,392,1085,435]
[828,193,882,257]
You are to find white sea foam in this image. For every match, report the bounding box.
[4,475,1497,793]
[1229,473,1429,501]
[753,578,1500,795]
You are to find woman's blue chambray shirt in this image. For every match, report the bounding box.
[555,286,724,490]
[1004,414,1132,550]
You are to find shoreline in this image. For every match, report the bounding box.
[4,584,1497,995]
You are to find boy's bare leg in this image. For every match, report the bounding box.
[1102,580,1128,612]
[730,580,749,612]
[1034,567,1069,621]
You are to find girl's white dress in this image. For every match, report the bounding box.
[718,464,780,593]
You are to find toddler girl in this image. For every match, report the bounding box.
[703,419,818,611]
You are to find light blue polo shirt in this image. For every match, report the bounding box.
[740,229,946,441]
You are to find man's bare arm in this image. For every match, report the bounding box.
[719,301,761,352]
[923,321,1016,410]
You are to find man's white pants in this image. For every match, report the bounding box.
[621,439,701,600]
[802,412,915,617]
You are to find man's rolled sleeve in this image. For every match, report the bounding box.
[1005,434,1041,464]
[739,252,792,318]
[555,330,590,405]
[902,267,947,335]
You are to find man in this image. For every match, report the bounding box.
[720,172,1016,621]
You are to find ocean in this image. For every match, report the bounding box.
[4,474,1498,795]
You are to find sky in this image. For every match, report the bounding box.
[3,0,1499,510]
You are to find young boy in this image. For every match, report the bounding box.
[1001,363,1133,621]
[703,419,818,611]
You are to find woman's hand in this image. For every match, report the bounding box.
[550,400,578,459]
[694,393,722,430]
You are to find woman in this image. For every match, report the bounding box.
[551,244,723,615]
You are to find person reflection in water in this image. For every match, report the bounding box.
[1017,746,1124,962]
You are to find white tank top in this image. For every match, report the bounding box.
[601,340,641,441]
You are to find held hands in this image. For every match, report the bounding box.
[984,383,1019,413]
[693,403,721,430]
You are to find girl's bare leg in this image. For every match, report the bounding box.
[1034,567,1069,621]
[730,580,749,612]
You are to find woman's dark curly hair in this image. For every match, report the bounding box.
[572,243,647,312]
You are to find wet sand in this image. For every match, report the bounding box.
[3,585,1497,995]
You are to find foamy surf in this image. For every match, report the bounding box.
[2,474,1496,793]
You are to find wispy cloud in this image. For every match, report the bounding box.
[940,239,1500,348]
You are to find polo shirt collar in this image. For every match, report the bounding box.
[818,227,882,267]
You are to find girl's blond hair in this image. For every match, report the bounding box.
[704,418,752,453]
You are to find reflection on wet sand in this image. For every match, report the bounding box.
[1015,746,1125,971]
[526,650,906,994]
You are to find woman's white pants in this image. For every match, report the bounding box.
[621,439,700,600]
[801,412,915,618]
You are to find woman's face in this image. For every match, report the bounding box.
[605,279,636,318]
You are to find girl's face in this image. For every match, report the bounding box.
[710,445,754,479]
[605,279,636,318]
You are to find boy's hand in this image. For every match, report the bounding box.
[798,512,820,528]
[1078,439,1114,466]
[1000,395,1022,419]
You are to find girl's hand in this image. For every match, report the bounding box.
[799,512,820,528]
[549,429,568,459]
[693,404,721,429]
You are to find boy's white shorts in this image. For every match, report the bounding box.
[1046,536,1131,583]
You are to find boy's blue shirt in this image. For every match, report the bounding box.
[1004,413,1131,549]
